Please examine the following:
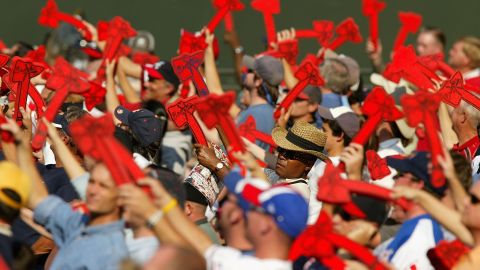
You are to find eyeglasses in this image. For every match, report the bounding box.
[470,192,480,205]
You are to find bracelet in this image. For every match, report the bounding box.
[161,198,178,215]
[145,199,178,229]
[145,210,164,229]
[234,46,244,55]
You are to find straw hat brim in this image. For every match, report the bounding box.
[272,127,329,161]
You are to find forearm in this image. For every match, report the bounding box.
[438,103,458,149]
[157,196,213,254]
[118,56,142,78]
[17,139,48,209]
[1,141,17,163]
[416,191,474,245]
[447,174,468,213]
[117,69,141,103]
[49,133,86,180]
[282,59,298,89]
[105,73,120,114]
[204,47,224,95]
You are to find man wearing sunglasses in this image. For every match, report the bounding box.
[271,121,328,200]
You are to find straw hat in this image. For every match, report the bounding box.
[272,121,328,161]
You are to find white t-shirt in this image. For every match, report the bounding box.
[307,157,341,225]
[204,245,292,270]
[125,230,159,265]
[374,215,444,270]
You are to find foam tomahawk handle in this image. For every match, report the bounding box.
[167,96,208,145]
[362,0,386,51]
[251,0,280,45]
[38,0,93,41]
[401,91,445,188]
[392,12,422,51]
[171,51,210,97]
[273,59,324,119]
[238,116,276,147]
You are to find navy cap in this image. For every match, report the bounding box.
[386,152,448,197]
[114,105,163,147]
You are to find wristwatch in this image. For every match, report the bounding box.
[234,46,244,55]
[215,162,225,172]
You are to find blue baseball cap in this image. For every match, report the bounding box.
[386,151,447,197]
[114,105,163,147]
[224,169,309,238]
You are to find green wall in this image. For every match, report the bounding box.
[1,0,479,87]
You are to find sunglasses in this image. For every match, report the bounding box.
[277,147,315,163]
[470,192,480,205]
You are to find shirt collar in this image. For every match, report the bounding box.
[464,68,480,80]
[84,220,125,235]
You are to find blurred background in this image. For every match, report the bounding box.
[1,0,479,88]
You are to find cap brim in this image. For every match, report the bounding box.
[114,105,131,125]
[317,106,334,120]
[272,127,328,161]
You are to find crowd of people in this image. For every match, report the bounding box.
[1,1,480,270]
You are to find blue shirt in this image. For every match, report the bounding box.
[34,196,128,270]
[237,104,275,151]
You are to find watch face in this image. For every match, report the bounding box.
[216,162,224,170]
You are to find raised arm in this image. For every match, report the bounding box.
[392,186,474,246]
[43,118,86,180]
[117,56,142,104]
[0,117,48,209]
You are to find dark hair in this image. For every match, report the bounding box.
[13,41,34,57]
[253,73,279,105]
[449,150,472,191]
[322,118,352,146]
[0,189,21,223]
[147,165,186,208]
[420,26,447,49]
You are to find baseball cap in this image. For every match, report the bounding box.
[321,50,360,93]
[336,195,388,225]
[143,61,180,89]
[128,30,155,52]
[184,182,209,206]
[0,161,31,210]
[386,152,447,197]
[224,170,308,238]
[114,105,163,147]
[317,106,360,139]
[297,85,322,104]
[53,114,70,136]
[243,55,284,86]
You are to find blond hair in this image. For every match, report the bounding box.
[459,36,480,68]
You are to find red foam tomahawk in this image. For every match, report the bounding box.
[317,163,411,218]
[167,96,208,145]
[96,17,136,79]
[427,240,470,270]
[196,92,245,155]
[401,90,445,188]
[38,0,93,41]
[69,113,150,195]
[208,0,245,32]
[383,45,440,90]
[418,53,455,78]
[362,0,386,52]
[352,87,403,146]
[393,12,422,51]
[7,57,44,124]
[296,20,335,48]
[289,211,388,270]
[24,45,49,70]
[171,51,209,97]
[238,116,275,147]
[84,79,107,111]
[251,0,280,45]
[2,75,46,121]
[31,57,90,151]
[273,58,324,119]
[438,72,480,110]
[366,150,391,180]
[327,17,363,51]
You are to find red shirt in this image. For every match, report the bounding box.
[453,136,480,161]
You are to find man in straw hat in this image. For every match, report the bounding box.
[272,120,328,200]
